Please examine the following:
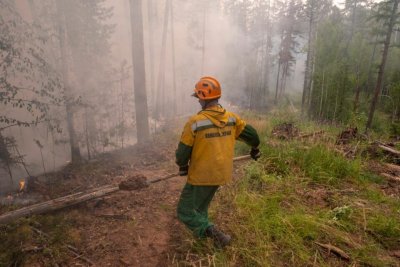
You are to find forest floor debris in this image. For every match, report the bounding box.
[1,117,400,266]
[271,122,300,140]
[336,127,358,145]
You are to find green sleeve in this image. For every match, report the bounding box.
[238,124,260,148]
[175,142,192,166]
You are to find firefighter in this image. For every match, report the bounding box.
[175,76,260,248]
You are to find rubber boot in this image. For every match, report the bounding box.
[205,226,231,248]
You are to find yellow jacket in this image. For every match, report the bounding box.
[176,105,259,186]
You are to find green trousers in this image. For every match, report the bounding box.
[177,183,219,238]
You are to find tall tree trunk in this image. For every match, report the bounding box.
[129,0,150,143]
[155,0,170,118]
[366,0,399,131]
[147,0,156,112]
[170,0,177,116]
[302,3,315,115]
[55,0,82,164]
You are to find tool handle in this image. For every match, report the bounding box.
[147,154,252,184]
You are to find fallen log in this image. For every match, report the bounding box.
[0,155,251,224]
[0,186,119,224]
[378,144,400,156]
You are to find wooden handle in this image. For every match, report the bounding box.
[147,154,252,184]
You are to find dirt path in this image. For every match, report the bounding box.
[56,143,186,266]
[75,174,184,266]
[3,137,248,266]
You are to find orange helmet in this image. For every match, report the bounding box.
[192,76,221,100]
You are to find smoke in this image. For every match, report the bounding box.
[1,0,309,194]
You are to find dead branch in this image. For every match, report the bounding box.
[378,144,400,156]
[315,242,350,261]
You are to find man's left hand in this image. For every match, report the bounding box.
[250,147,261,161]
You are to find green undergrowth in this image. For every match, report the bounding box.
[178,112,400,266]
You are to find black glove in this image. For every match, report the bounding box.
[250,147,261,161]
[179,165,189,176]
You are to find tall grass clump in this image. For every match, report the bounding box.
[292,145,361,186]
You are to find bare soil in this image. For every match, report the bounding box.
[5,138,190,266]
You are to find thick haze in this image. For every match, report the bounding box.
[0,0,389,194]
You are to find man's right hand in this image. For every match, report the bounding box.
[250,147,261,161]
[179,165,189,176]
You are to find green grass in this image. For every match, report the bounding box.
[175,111,400,266]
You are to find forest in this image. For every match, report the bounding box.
[1,0,400,266]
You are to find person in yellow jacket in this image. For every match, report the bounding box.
[175,76,260,248]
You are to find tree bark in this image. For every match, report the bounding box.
[147,0,156,112]
[129,0,150,143]
[55,0,82,164]
[155,0,170,118]
[170,0,177,116]
[0,185,119,224]
[302,2,315,115]
[366,0,399,131]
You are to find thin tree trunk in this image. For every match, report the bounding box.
[366,0,399,131]
[319,70,325,119]
[129,0,150,143]
[170,0,177,116]
[39,147,46,177]
[14,146,31,177]
[84,108,91,160]
[119,63,125,148]
[55,0,81,164]
[275,61,281,104]
[302,4,314,115]
[147,0,156,112]
[155,0,170,118]
[307,29,318,115]
[333,86,339,121]
[353,69,361,112]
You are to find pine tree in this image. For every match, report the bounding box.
[366,0,399,131]
[129,0,150,143]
